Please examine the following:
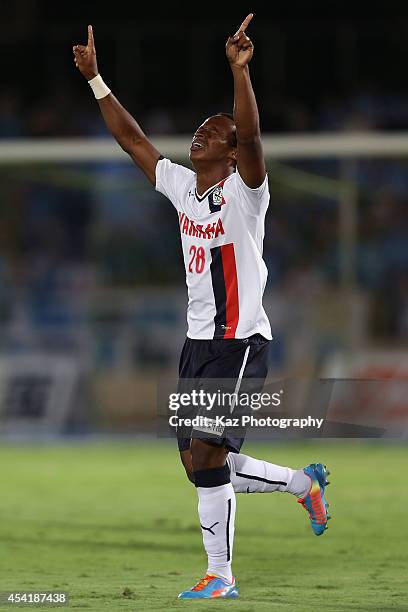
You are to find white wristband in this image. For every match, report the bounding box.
[88,74,111,99]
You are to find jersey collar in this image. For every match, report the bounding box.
[195,175,231,202]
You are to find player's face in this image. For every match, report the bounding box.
[189,116,236,166]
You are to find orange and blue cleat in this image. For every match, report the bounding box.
[298,463,331,536]
[178,574,239,599]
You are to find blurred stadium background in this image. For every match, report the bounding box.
[0,2,407,437]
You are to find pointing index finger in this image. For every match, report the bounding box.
[234,13,253,36]
[87,24,94,48]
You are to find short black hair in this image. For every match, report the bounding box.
[216,112,237,148]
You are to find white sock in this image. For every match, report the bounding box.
[196,483,236,582]
[228,452,310,498]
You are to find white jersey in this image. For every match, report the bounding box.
[155,158,272,340]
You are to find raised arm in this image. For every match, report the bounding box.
[226,14,266,189]
[73,25,160,185]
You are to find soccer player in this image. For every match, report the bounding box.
[74,14,330,600]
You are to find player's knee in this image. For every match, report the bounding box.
[191,438,228,472]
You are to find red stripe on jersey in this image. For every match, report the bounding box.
[218,179,226,205]
[220,243,239,338]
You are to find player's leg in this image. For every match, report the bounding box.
[177,337,237,597]
[191,439,235,582]
[178,439,238,599]
[181,445,314,499]
[180,444,319,498]
[227,451,331,535]
[227,451,310,496]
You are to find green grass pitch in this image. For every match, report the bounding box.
[0,441,407,611]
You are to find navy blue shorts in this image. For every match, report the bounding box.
[177,333,270,453]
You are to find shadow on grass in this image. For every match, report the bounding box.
[3,516,296,539]
[1,532,201,553]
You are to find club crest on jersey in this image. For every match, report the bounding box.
[208,185,226,213]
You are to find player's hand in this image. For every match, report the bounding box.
[73,25,98,81]
[226,14,254,69]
